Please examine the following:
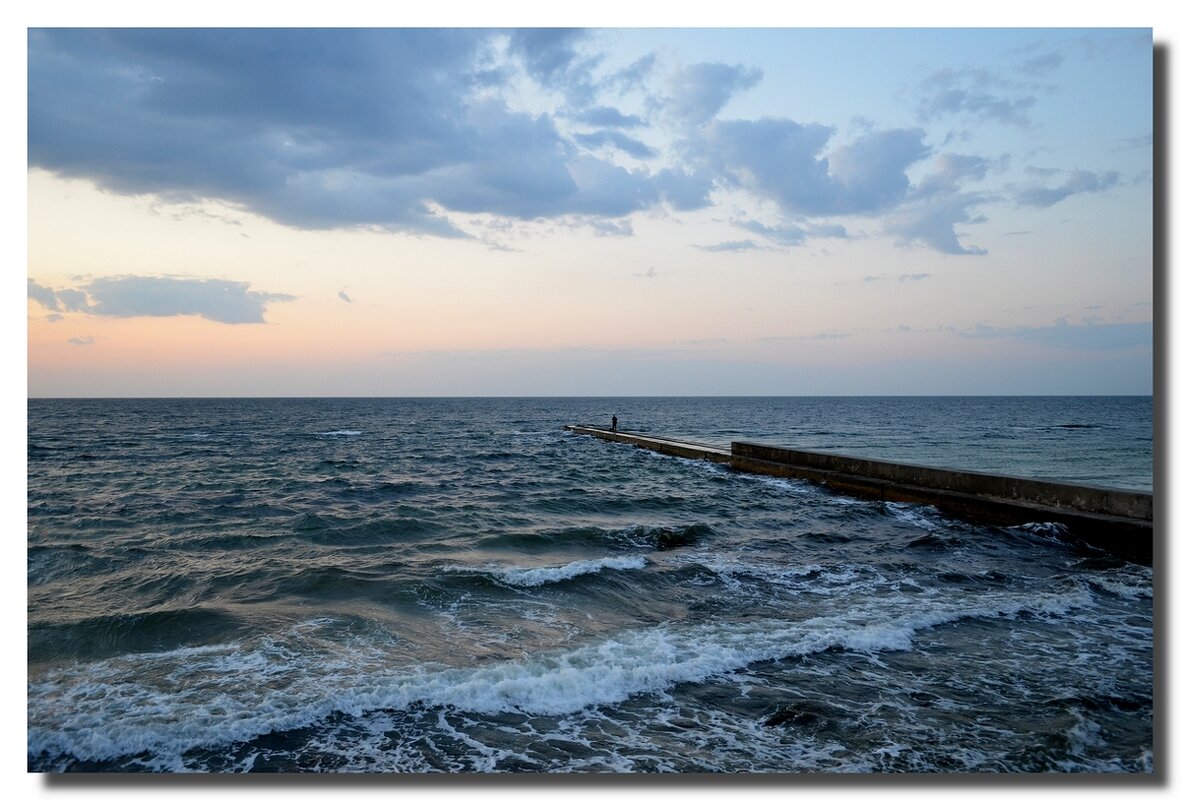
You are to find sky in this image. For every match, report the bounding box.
[7,6,1175,797]
[23,23,1156,396]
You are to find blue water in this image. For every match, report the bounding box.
[27,397,1153,772]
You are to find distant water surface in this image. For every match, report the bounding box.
[27,396,1153,772]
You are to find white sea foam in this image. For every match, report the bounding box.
[447,556,647,587]
[1015,521,1071,539]
[316,430,363,437]
[1086,573,1153,600]
[885,502,944,531]
[494,556,648,587]
[27,586,1094,766]
[1066,713,1108,756]
[679,553,880,596]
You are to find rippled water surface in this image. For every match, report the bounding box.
[27,397,1153,772]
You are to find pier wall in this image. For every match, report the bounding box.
[731,442,1152,521]
[566,425,1152,562]
[567,428,731,464]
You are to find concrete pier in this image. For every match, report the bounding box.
[565,425,1152,562]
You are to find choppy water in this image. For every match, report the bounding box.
[27,397,1153,773]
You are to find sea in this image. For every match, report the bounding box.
[26,396,1154,774]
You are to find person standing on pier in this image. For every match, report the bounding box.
[611,415,618,432]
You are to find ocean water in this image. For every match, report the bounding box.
[27,396,1153,773]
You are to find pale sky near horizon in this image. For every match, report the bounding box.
[25,24,1155,397]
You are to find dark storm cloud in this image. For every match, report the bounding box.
[28,276,294,324]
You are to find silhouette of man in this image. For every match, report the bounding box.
[611,415,618,432]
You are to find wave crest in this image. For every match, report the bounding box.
[28,586,1093,766]
[453,555,648,588]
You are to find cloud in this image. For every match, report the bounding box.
[1014,169,1120,207]
[653,167,714,211]
[602,53,657,94]
[26,29,1026,257]
[28,29,665,238]
[68,336,96,346]
[863,272,930,283]
[916,68,1036,127]
[738,220,807,246]
[508,28,602,107]
[887,191,989,255]
[30,279,91,312]
[30,29,479,235]
[584,217,634,237]
[736,220,849,247]
[661,63,763,126]
[28,276,294,324]
[28,279,60,311]
[825,128,932,211]
[807,223,851,239]
[760,331,852,342]
[699,123,1004,253]
[885,151,1006,256]
[694,239,762,253]
[420,104,657,220]
[1113,135,1152,152]
[1018,52,1064,76]
[574,130,657,159]
[338,289,353,303]
[914,153,997,195]
[571,105,646,129]
[706,120,929,216]
[962,321,1151,350]
[509,28,588,82]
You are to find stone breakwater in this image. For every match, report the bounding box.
[565,426,1152,563]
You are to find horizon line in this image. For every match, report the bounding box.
[26,393,1155,401]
